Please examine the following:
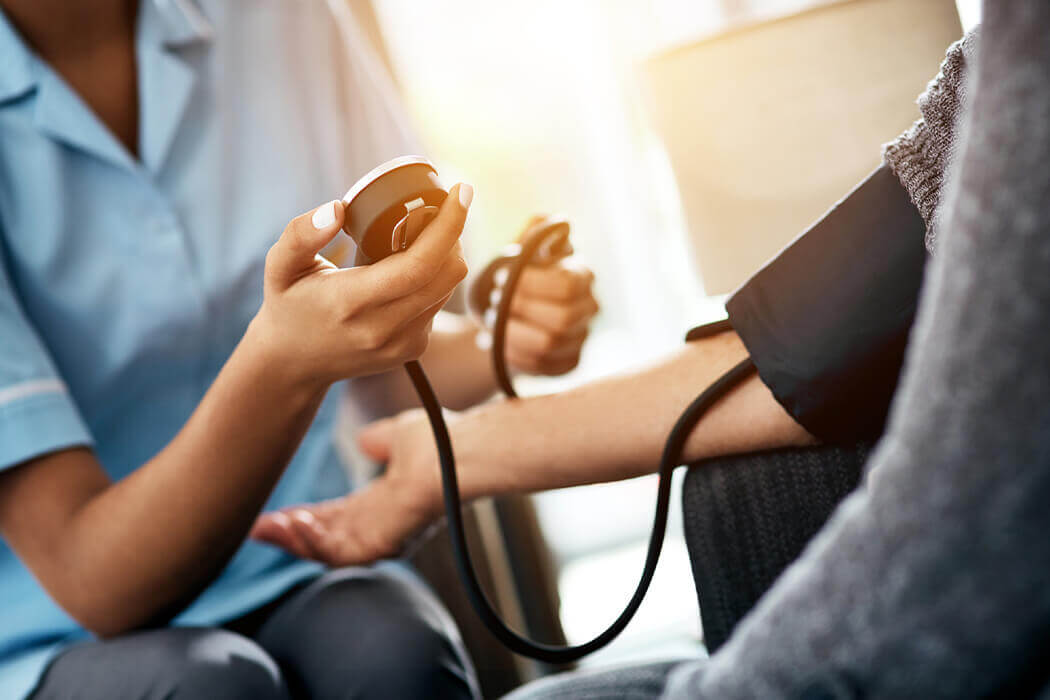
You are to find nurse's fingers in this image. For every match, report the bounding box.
[379,251,465,325]
[362,184,472,301]
[265,200,346,288]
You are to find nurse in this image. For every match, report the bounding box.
[0,1,598,698]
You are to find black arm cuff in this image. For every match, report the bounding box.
[712,165,927,441]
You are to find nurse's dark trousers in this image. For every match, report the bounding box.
[29,565,480,700]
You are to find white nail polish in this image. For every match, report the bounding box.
[458,183,474,208]
[312,200,338,229]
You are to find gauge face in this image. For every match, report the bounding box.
[341,157,447,264]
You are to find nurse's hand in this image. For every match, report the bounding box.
[249,409,441,565]
[251,185,472,386]
[502,256,598,376]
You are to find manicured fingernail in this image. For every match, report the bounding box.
[312,200,338,229]
[458,183,474,208]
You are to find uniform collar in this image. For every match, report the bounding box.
[0,1,212,103]
[0,10,35,105]
[0,1,213,174]
[152,0,214,48]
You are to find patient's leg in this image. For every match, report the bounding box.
[31,627,290,699]
[503,659,690,700]
[251,564,480,700]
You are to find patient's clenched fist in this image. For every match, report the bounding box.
[504,259,599,375]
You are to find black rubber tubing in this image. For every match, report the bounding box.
[403,226,755,663]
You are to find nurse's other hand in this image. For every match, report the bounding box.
[250,409,441,565]
[503,258,598,376]
[251,185,472,386]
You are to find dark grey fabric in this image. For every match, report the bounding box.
[31,565,480,700]
[666,1,1050,697]
[501,660,688,700]
[32,627,290,700]
[681,444,869,652]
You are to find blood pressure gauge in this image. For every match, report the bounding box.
[341,156,447,264]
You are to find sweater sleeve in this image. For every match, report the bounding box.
[667,2,1050,697]
[883,28,980,252]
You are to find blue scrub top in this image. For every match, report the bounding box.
[0,1,420,696]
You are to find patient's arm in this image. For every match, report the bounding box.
[669,6,1050,695]
[250,328,816,565]
[426,329,812,496]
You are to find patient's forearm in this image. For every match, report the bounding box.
[449,330,815,500]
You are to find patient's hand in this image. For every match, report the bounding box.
[249,410,442,565]
[503,258,599,376]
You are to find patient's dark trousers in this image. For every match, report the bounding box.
[30,565,480,700]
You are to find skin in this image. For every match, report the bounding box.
[251,330,817,565]
[0,0,597,636]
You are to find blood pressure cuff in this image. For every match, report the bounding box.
[717,165,928,442]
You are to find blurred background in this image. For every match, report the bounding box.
[345,0,980,692]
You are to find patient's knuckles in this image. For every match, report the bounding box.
[587,294,600,316]
[554,267,587,299]
[518,355,545,374]
[551,304,579,331]
[534,328,561,355]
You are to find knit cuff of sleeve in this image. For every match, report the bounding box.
[882,28,980,253]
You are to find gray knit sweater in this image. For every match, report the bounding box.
[665,1,1050,696]
[883,29,980,252]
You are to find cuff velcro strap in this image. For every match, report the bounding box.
[685,318,734,343]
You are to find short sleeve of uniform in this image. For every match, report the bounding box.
[0,241,93,472]
[723,165,928,441]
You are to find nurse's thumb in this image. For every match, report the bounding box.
[266,200,346,286]
[358,418,395,463]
